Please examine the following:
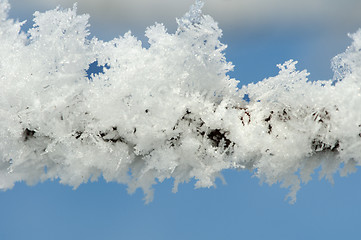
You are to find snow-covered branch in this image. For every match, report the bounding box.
[0,0,360,203]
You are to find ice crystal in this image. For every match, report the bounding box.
[0,0,360,203]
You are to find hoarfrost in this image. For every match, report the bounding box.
[0,0,360,203]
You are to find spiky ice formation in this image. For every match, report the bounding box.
[0,0,360,203]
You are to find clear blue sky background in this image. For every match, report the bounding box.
[1,1,361,240]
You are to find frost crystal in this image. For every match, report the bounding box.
[0,0,361,203]
[177,0,204,27]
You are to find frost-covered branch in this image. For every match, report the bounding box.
[0,0,360,203]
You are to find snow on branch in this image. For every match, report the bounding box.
[0,0,360,203]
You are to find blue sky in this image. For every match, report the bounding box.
[2,1,361,239]
[1,170,361,239]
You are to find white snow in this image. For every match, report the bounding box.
[0,0,360,203]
